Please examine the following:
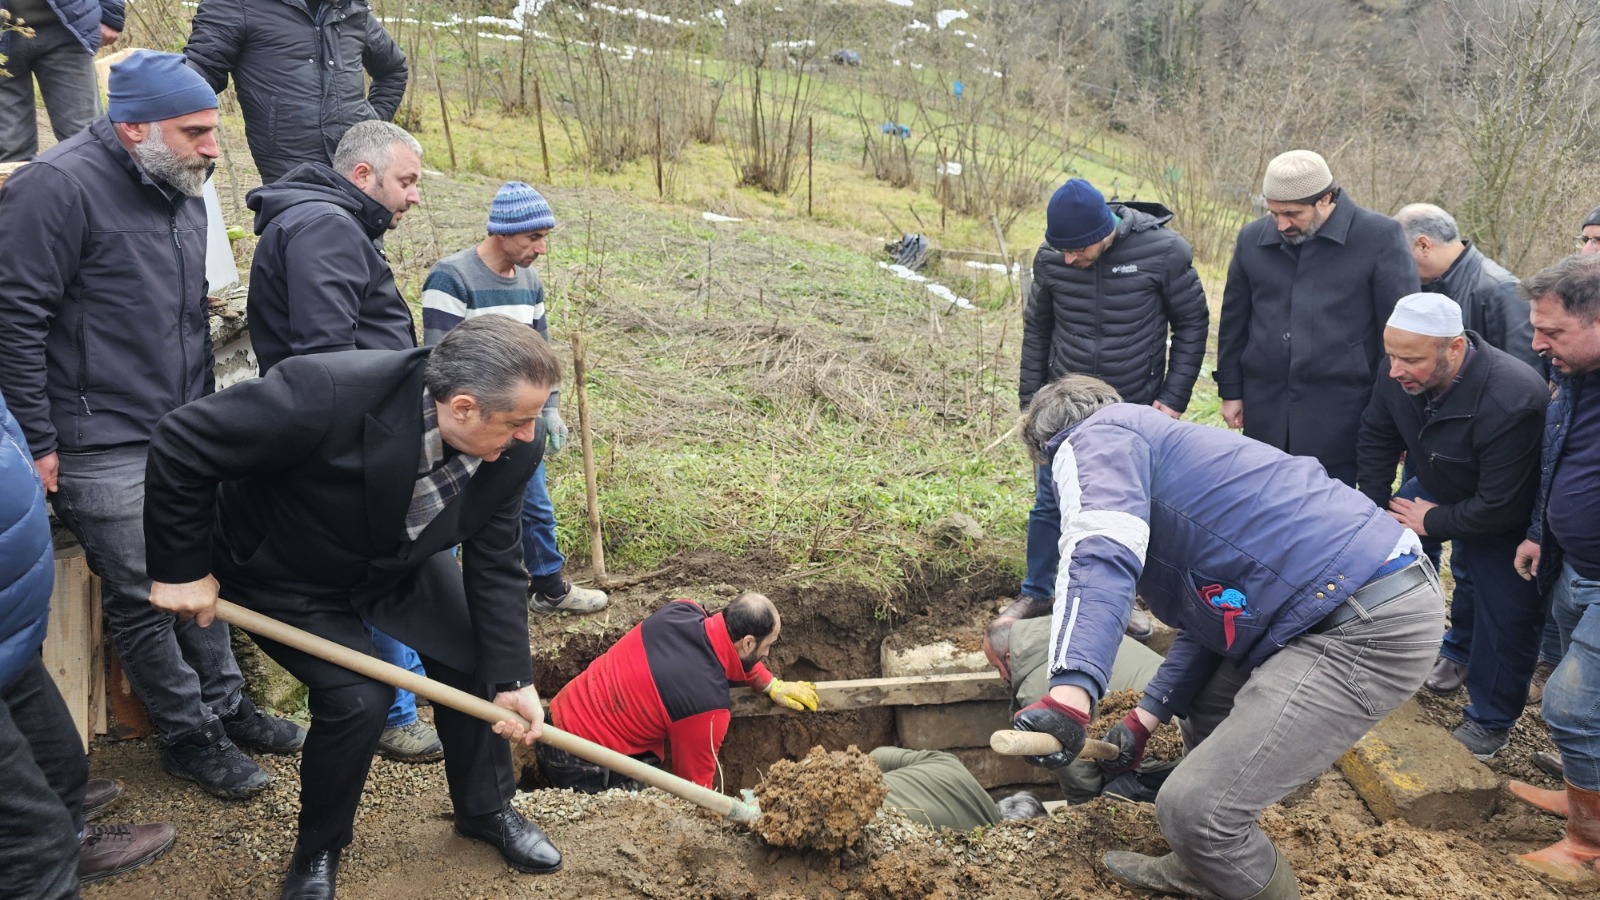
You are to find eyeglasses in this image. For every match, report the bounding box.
[1575,235,1600,250]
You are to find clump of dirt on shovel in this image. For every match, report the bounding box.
[1094,689,1185,762]
[754,744,888,851]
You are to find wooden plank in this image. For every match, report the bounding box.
[729,671,1009,718]
[90,571,106,736]
[105,644,155,740]
[43,549,95,750]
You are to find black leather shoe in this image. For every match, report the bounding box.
[280,845,341,900]
[454,802,563,874]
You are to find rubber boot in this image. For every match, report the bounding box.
[1102,851,1220,899]
[1518,783,1600,884]
[1242,849,1300,900]
[1508,780,1569,818]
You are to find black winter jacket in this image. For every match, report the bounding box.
[245,162,415,374]
[1215,196,1419,475]
[1423,242,1539,372]
[0,117,212,456]
[184,0,407,184]
[1020,202,1209,411]
[1355,334,1548,540]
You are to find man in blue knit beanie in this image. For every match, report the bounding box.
[422,181,609,616]
[1016,177,1210,643]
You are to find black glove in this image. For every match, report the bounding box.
[1011,694,1090,769]
[1098,709,1152,776]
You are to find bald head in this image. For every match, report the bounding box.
[726,592,780,667]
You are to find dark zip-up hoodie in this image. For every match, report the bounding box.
[245,161,415,374]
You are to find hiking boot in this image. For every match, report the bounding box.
[1124,608,1155,641]
[83,777,124,821]
[1452,719,1509,761]
[79,823,177,884]
[1536,751,1567,779]
[377,720,443,762]
[161,719,270,799]
[1519,783,1600,884]
[224,696,306,754]
[529,581,609,615]
[1529,659,1558,707]
[454,801,562,874]
[1423,657,1467,694]
[1103,851,1220,899]
[280,844,341,900]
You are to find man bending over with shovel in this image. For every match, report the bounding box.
[142,317,564,899]
[1006,375,1444,900]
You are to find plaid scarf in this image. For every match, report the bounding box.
[404,389,483,540]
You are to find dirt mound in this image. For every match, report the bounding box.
[1094,688,1184,762]
[755,745,889,851]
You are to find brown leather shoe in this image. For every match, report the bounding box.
[83,778,124,821]
[1529,660,1557,707]
[1536,751,1567,779]
[79,823,177,884]
[1125,608,1155,641]
[1423,657,1466,694]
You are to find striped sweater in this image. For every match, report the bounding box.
[421,246,558,407]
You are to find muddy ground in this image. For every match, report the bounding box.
[81,549,1580,899]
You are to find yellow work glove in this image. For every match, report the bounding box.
[766,678,820,712]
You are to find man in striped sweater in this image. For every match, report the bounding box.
[421,181,607,614]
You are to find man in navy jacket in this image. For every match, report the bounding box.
[1008,375,1442,900]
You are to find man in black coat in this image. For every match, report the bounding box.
[1356,293,1549,760]
[1018,178,1209,628]
[1395,203,1539,371]
[183,0,407,184]
[1216,149,1420,484]
[144,317,566,898]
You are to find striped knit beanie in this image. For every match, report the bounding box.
[487,181,556,235]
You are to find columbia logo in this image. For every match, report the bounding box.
[1111,264,1138,274]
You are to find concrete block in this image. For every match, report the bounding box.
[950,747,1058,789]
[1335,697,1501,827]
[881,640,989,678]
[896,700,1012,751]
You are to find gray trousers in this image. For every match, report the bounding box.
[0,23,100,162]
[1159,563,1444,898]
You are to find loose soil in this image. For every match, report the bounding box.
[1093,689,1185,763]
[754,746,889,851]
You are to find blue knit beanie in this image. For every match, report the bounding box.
[1044,178,1115,250]
[107,51,218,124]
[487,182,556,235]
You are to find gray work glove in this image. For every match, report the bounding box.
[542,408,568,454]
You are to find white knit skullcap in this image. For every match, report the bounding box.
[1387,293,1464,338]
[1262,150,1333,202]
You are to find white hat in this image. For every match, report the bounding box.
[1387,292,1464,338]
[1262,150,1333,202]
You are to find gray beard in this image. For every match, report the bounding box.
[133,124,209,197]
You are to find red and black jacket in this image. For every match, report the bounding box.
[549,599,773,789]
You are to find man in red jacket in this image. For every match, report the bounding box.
[543,592,818,791]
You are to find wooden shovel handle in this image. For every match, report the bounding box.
[214,598,761,824]
[990,730,1121,761]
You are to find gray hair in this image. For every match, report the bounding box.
[1019,375,1122,466]
[997,791,1047,820]
[423,316,561,414]
[1394,203,1459,244]
[332,120,423,179]
[1524,254,1600,324]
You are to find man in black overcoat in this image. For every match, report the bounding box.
[142,316,565,899]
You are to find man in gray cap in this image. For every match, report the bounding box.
[1356,292,1549,760]
[1216,149,1419,484]
[1580,207,1600,255]
[0,50,304,800]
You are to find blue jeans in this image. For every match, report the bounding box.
[0,657,87,899]
[522,461,565,595]
[1020,464,1059,602]
[363,625,424,729]
[1544,562,1600,790]
[1396,479,1543,730]
[0,22,100,162]
[51,444,245,741]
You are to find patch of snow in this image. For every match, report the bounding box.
[879,263,976,310]
[935,9,968,29]
[885,0,914,6]
[771,39,815,49]
[938,160,962,176]
[702,212,743,223]
[906,19,931,31]
[965,260,1020,275]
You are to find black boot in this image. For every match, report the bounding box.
[1102,851,1220,899]
[280,845,341,900]
[454,801,563,874]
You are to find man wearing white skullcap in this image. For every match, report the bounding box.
[1356,291,1550,760]
[1216,149,1419,485]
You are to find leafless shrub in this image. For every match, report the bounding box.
[722,6,833,194]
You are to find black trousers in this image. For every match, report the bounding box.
[0,656,88,900]
[251,625,514,853]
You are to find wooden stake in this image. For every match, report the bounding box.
[654,109,664,199]
[806,116,814,216]
[571,332,606,584]
[428,34,457,170]
[990,213,1018,309]
[533,79,552,183]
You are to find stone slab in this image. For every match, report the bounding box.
[950,747,1058,789]
[1335,697,1502,827]
[896,700,1013,751]
[881,639,990,678]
